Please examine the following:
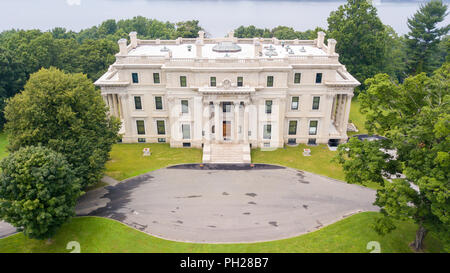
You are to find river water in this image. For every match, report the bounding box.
[1,0,448,36]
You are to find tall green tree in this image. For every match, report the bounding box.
[406,0,449,75]
[175,20,203,38]
[327,0,389,92]
[4,68,120,188]
[0,146,81,239]
[335,64,450,251]
[75,39,118,80]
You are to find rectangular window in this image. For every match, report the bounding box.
[138,138,146,143]
[291,96,299,110]
[309,120,318,135]
[155,96,163,110]
[183,142,191,147]
[308,138,317,145]
[136,120,145,135]
[180,76,187,87]
[267,76,274,87]
[315,73,322,84]
[237,76,243,87]
[132,73,139,84]
[288,138,296,145]
[181,100,189,113]
[134,96,142,110]
[158,138,166,143]
[294,73,301,84]
[265,100,272,114]
[157,120,165,135]
[153,73,160,84]
[210,77,216,87]
[312,96,320,110]
[289,120,297,135]
[182,124,190,139]
[263,124,272,139]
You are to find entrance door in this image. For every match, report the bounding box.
[223,121,231,141]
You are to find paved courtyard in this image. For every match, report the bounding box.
[77,164,378,243]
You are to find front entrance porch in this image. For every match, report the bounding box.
[202,143,251,164]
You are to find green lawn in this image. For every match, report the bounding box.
[105,143,202,181]
[251,144,379,189]
[252,144,345,180]
[0,212,442,253]
[348,98,368,136]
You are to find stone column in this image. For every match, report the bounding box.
[342,94,353,136]
[117,95,123,119]
[193,96,203,147]
[243,103,249,144]
[107,94,114,116]
[234,101,240,143]
[321,94,334,137]
[277,98,286,147]
[339,94,346,131]
[214,101,221,143]
[112,94,119,118]
[102,94,109,108]
[119,94,130,136]
[203,102,210,143]
[167,97,177,146]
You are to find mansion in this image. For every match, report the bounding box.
[95,31,360,163]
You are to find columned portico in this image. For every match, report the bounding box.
[206,99,249,144]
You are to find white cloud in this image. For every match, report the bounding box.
[66,0,81,6]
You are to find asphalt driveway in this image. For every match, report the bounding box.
[77,164,378,243]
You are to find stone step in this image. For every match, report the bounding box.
[203,143,251,164]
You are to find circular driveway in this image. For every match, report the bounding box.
[77,164,378,243]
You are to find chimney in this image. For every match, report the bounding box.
[118,38,128,55]
[198,30,205,40]
[196,30,204,58]
[228,30,234,39]
[317,31,325,48]
[253,38,262,58]
[327,39,337,55]
[196,40,203,58]
[129,31,138,48]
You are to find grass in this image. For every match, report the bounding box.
[105,143,202,181]
[252,144,345,180]
[348,98,368,136]
[251,144,380,189]
[0,212,443,253]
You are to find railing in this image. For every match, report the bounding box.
[114,55,339,66]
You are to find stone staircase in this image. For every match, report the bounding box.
[202,143,251,164]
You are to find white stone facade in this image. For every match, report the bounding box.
[95,31,359,151]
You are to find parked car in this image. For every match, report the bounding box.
[348,134,387,142]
